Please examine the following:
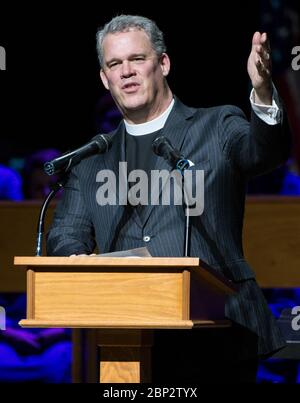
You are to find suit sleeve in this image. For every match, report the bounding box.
[218,105,291,176]
[46,168,96,256]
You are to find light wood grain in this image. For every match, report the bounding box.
[2,197,300,291]
[99,350,141,383]
[0,201,55,291]
[182,270,190,320]
[100,360,139,383]
[98,330,152,383]
[19,319,194,328]
[26,269,35,319]
[20,319,229,329]
[31,271,183,322]
[244,197,300,287]
[14,256,200,267]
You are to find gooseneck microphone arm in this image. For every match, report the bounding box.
[152,136,192,257]
[35,134,113,256]
[183,190,191,258]
[35,176,67,256]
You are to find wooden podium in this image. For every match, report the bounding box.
[14,256,235,383]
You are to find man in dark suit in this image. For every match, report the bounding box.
[47,15,290,382]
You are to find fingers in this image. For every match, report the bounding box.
[69,253,96,257]
[256,60,270,78]
[252,31,270,49]
[252,32,271,77]
[256,45,271,68]
[260,33,271,56]
[260,32,267,45]
[69,253,88,257]
[256,45,270,60]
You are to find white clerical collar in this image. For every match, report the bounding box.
[124,98,175,136]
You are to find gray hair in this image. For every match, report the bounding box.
[96,15,166,67]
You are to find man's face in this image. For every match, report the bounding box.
[100,29,170,121]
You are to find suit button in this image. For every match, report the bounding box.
[143,235,151,242]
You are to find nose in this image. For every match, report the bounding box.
[121,61,135,79]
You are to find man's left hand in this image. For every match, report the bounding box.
[247,31,272,105]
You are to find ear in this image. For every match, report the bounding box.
[100,69,109,90]
[160,53,171,77]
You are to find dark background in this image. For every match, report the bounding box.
[0,1,261,159]
[0,1,299,384]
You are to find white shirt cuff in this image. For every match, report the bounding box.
[250,84,282,125]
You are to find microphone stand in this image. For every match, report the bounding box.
[152,137,193,257]
[183,177,191,257]
[35,174,68,256]
[176,159,192,257]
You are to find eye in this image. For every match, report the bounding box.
[132,57,145,62]
[108,61,120,69]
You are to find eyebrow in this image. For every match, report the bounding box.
[106,53,147,65]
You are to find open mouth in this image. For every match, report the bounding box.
[122,83,139,91]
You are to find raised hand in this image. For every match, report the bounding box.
[247,32,272,105]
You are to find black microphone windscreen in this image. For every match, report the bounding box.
[94,134,113,153]
[152,136,170,157]
[44,134,113,176]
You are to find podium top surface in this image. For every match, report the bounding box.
[14,256,200,268]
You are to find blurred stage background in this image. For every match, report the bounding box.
[0,0,299,383]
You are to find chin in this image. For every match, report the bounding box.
[123,99,146,111]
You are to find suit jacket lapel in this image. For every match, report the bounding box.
[102,99,197,229]
[102,122,125,203]
[141,98,197,227]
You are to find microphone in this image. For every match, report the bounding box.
[152,136,192,257]
[44,134,112,176]
[152,136,190,174]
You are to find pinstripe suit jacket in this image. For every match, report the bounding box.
[47,98,290,357]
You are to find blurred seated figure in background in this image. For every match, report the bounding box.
[22,149,61,200]
[0,164,23,201]
[0,293,71,383]
[280,158,300,195]
[257,288,300,384]
[247,158,300,195]
[247,156,300,383]
[0,149,70,382]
